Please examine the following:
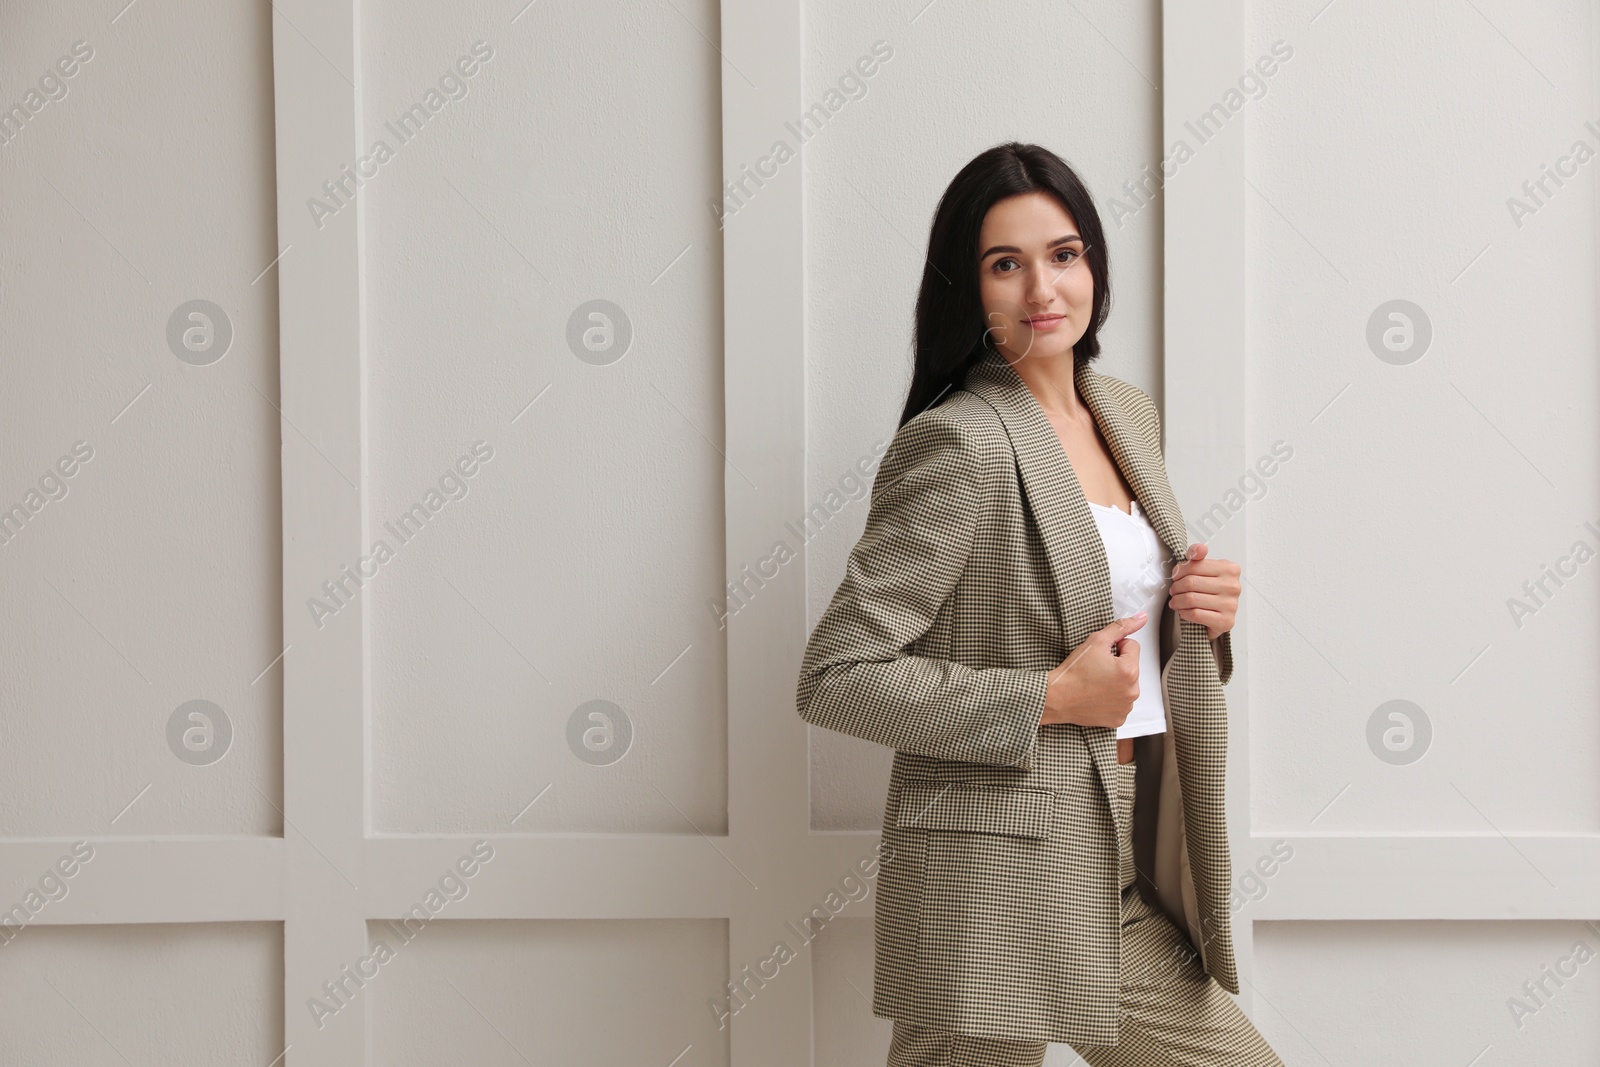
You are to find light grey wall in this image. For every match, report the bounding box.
[0,0,282,838]
[1241,3,1600,1059]
[2,0,1597,1063]
[1244,0,1600,834]
[0,923,283,1064]
[1257,920,1600,1063]
[361,0,728,836]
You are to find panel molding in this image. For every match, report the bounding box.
[25,0,1600,1064]
[1162,0,1255,1010]
[720,0,813,1062]
[10,832,1596,927]
[1248,835,1600,921]
[270,0,367,1060]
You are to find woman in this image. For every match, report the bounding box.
[796,143,1282,1066]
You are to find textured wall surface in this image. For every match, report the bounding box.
[1255,920,1600,1063]
[0,1,282,836]
[367,918,728,1065]
[3,0,1597,1061]
[1244,1,1599,832]
[0,923,283,1063]
[362,0,728,834]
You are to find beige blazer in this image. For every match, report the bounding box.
[796,349,1238,1046]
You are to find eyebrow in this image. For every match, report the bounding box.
[979,234,1084,260]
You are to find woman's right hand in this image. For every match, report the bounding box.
[1041,612,1147,728]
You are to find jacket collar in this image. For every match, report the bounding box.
[964,348,1187,633]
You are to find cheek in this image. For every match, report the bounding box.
[978,276,1015,320]
[978,273,1001,305]
[1063,270,1094,307]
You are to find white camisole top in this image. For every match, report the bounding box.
[1086,497,1172,739]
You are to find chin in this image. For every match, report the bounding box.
[1024,338,1077,362]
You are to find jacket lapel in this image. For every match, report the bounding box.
[964,350,1188,832]
[1072,363,1189,563]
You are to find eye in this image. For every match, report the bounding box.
[988,249,1083,273]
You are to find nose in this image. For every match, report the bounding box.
[1026,262,1055,307]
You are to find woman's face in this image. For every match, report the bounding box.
[975,191,1093,366]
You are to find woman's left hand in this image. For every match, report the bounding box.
[1170,542,1240,641]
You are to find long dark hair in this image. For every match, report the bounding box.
[898,142,1112,429]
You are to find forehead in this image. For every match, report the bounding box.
[977,191,1080,247]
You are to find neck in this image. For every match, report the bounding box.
[999,349,1083,420]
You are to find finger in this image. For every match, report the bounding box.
[1171,542,1203,581]
[1173,605,1230,630]
[1116,648,1136,670]
[1107,607,1145,633]
[1173,553,1240,584]
[1169,573,1237,598]
[1169,590,1238,616]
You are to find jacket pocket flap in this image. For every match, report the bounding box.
[895,780,1056,839]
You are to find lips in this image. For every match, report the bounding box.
[1024,314,1066,327]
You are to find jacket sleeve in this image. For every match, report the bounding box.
[795,410,1051,770]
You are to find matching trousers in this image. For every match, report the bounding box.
[886,760,1284,1067]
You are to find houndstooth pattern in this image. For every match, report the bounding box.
[1116,762,1138,891]
[885,765,1282,1067]
[798,349,1245,1047]
[1076,765,1283,1066]
[885,1020,1048,1067]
